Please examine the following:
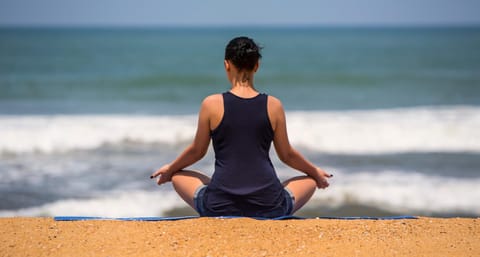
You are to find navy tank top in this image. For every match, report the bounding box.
[204,91,286,216]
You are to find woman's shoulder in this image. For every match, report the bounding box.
[267,94,284,110]
[203,93,223,103]
[201,94,223,110]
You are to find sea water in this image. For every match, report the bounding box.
[1,27,479,217]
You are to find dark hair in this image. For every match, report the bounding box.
[225,36,262,71]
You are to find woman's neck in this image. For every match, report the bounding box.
[228,72,258,97]
[230,82,258,98]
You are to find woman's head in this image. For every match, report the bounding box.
[224,36,262,72]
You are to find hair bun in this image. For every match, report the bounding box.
[225,37,262,71]
[238,42,257,57]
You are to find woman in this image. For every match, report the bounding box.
[151,36,332,218]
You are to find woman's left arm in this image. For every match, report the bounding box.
[150,98,212,185]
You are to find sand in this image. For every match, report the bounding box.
[1,217,478,257]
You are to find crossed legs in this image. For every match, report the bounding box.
[171,170,317,214]
[171,170,210,209]
[282,175,317,213]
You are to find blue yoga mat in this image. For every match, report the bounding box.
[54,215,417,221]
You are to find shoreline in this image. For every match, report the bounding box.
[2,217,478,257]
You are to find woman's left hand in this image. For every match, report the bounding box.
[314,168,333,189]
[150,164,173,185]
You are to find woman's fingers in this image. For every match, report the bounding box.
[150,164,171,179]
[157,172,174,185]
[150,170,160,179]
[317,178,329,189]
[315,169,332,189]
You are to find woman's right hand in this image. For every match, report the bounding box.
[314,168,333,189]
[150,164,173,185]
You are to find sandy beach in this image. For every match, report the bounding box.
[1,217,478,257]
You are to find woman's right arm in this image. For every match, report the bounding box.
[150,95,216,185]
[268,96,332,188]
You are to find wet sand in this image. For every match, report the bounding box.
[1,217,478,256]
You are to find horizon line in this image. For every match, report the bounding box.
[1,21,480,29]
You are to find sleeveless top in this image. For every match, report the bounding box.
[204,91,286,216]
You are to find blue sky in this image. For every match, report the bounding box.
[1,0,479,26]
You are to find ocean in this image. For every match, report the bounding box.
[1,27,479,217]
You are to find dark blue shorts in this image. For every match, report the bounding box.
[193,185,295,218]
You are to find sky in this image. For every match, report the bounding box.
[0,0,479,27]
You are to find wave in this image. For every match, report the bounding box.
[0,114,197,154]
[0,190,184,217]
[1,106,479,155]
[287,106,480,154]
[1,171,478,217]
[311,170,480,216]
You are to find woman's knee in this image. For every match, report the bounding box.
[170,170,186,184]
[170,170,210,209]
[283,176,317,213]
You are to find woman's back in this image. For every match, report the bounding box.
[204,91,286,216]
[208,91,284,197]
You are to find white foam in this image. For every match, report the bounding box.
[0,190,184,218]
[311,170,480,215]
[0,114,196,154]
[1,172,478,217]
[1,106,479,155]
[287,106,480,154]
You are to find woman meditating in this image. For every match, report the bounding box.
[151,36,332,218]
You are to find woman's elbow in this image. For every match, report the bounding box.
[189,145,208,160]
[278,149,295,164]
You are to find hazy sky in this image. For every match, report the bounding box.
[1,0,479,26]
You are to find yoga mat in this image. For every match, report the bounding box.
[54,215,417,221]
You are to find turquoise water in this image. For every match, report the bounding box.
[1,27,479,114]
[1,27,479,217]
